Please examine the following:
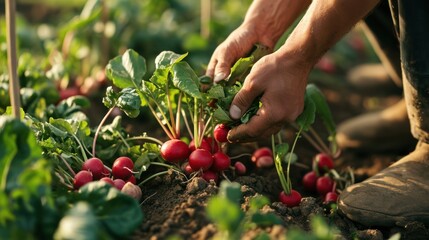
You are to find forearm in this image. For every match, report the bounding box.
[241,0,311,48]
[277,0,380,65]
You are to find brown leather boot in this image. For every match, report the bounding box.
[336,99,416,153]
[346,63,402,97]
[338,141,429,227]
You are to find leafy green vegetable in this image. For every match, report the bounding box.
[106,49,147,89]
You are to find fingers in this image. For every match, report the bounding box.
[206,48,235,83]
[227,105,282,143]
[229,77,263,120]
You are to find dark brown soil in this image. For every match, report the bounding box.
[120,79,429,240]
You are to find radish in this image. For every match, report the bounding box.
[302,171,318,192]
[74,170,93,190]
[324,191,338,204]
[99,177,114,186]
[112,156,134,180]
[316,176,334,196]
[234,161,246,175]
[279,190,302,207]
[188,149,213,171]
[113,178,126,190]
[205,137,219,153]
[255,156,274,168]
[126,175,136,184]
[251,147,273,162]
[314,153,334,173]
[182,163,194,175]
[201,170,219,183]
[121,182,142,200]
[188,138,211,152]
[82,157,105,180]
[161,139,190,163]
[212,152,231,171]
[213,124,230,143]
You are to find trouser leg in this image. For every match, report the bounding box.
[396,0,429,143]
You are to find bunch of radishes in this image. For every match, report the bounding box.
[301,153,338,204]
[73,156,142,200]
[160,124,246,182]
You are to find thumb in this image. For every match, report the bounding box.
[229,84,262,120]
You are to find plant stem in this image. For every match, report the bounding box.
[181,109,193,139]
[272,135,289,194]
[138,170,169,186]
[175,92,183,138]
[58,154,76,176]
[309,126,331,154]
[193,97,199,148]
[166,82,177,137]
[92,106,115,157]
[5,0,21,119]
[71,133,88,160]
[287,127,303,193]
[125,136,164,146]
[300,130,325,154]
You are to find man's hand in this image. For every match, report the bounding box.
[205,26,268,83]
[226,52,310,142]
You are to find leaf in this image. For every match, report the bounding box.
[206,196,244,232]
[295,94,316,131]
[251,212,282,227]
[102,86,119,109]
[207,85,225,99]
[249,195,270,211]
[306,84,336,135]
[226,56,254,85]
[275,143,289,160]
[149,68,169,87]
[77,182,144,237]
[155,51,188,69]
[116,88,141,118]
[218,181,242,204]
[213,108,232,123]
[170,62,202,98]
[106,49,146,89]
[53,202,98,240]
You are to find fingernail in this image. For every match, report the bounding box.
[214,72,226,83]
[229,105,242,119]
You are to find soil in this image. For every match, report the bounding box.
[83,56,428,240]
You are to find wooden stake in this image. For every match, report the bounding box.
[5,0,21,119]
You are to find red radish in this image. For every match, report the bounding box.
[99,177,114,186]
[112,157,134,180]
[74,170,93,190]
[316,176,334,196]
[234,161,246,175]
[314,153,334,173]
[201,170,219,183]
[213,124,230,143]
[188,149,213,171]
[101,167,111,178]
[255,156,274,168]
[121,182,142,200]
[82,157,105,180]
[212,152,231,171]
[126,175,136,184]
[189,138,212,152]
[182,163,194,175]
[251,147,273,162]
[161,139,190,163]
[324,191,339,204]
[302,171,318,192]
[279,190,302,207]
[205,137,219,153]
[113,178,126,190]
